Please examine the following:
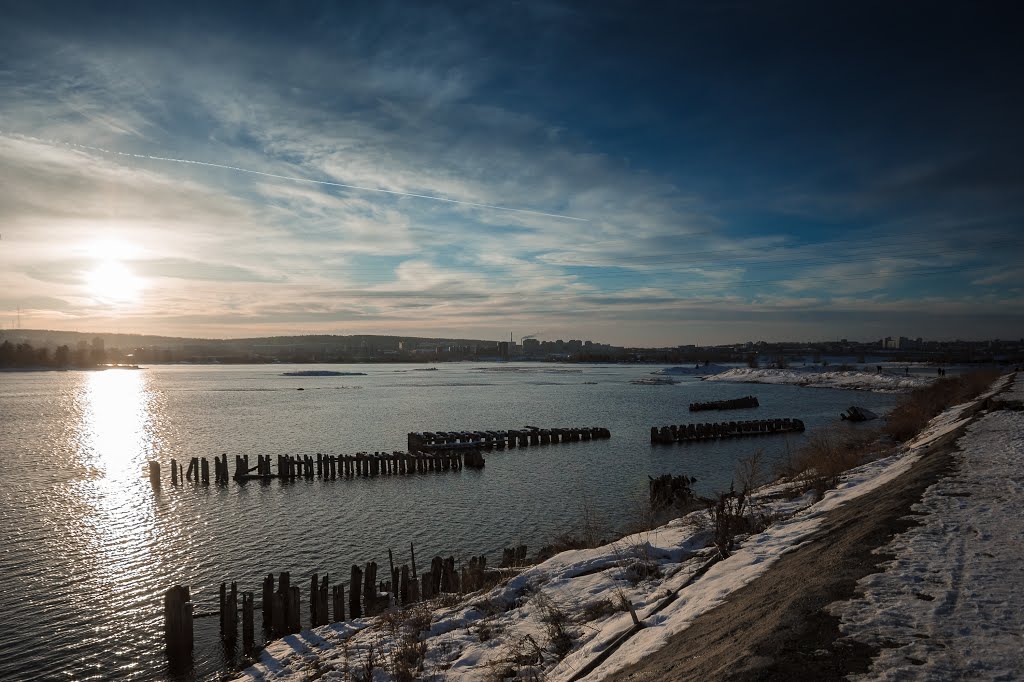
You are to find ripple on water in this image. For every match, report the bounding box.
[0,364,901,680]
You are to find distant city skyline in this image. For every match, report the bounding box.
[1,2,1022,345]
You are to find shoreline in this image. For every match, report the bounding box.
[232,373,1014,681]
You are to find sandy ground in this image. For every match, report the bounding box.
[603,419,970,681]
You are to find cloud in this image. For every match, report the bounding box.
[0,6,1020,344]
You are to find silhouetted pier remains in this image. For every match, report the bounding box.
[688,395,759,412]
[163,543,522,664]
[650,418,805,444]
[408,425,611,452]
[159,426,608,488]
[165,450,481,487]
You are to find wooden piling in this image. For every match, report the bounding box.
[164,585,193,659]
[349,565,363,619]
[242,592,254,651]
[286,585,300,634]
[261,574,273,634]
[310,573,319,627]
[332,583,345,622]
[363,561,378,615]
[148,461,161,488]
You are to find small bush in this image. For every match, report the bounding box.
[774,429,886,498]
[884,369,1001,441]
[533,591,574,658]
[707,485,753,556]
[578,598,620,622]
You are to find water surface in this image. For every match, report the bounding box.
[0,363,898,680]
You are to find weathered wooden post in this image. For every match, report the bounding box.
[409,575,421,603]
[363,561,378,615]
[224,582,238,643]
[349,565,363,619]
[242,592,255,651]
[410,542,417,578]
[272,592,285,637]
[316,575,329,626]
[287,585,300,633]
[164,585,193,660]
[332,583,345,622]
[200,457,210,485]
[148,460,161,488]
[420,571,433,600]
[170,458,178,484]
[310,573,319,627]
[431,556,443,595]
[400,565,410,605]
[262,574,274,634]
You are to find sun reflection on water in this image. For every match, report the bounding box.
[77,369,158,478]
[70,369,168,625]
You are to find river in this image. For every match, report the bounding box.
[0,362,899,680]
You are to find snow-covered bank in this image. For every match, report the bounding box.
[650,364,730,376]
[830,377,1024,681]
[703,367,933,392]
[235,375,1012,682]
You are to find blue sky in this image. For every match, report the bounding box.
[0,1,1021,345]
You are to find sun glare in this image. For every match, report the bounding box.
[86,260,144,303]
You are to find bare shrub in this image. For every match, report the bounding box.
[533,591,574,658]
[775,429,885,497]
[486,635,545,681]
[707,485,752,556]
[735,450,765,493]
[884,369,1002,441]
[380,604,432,682]
[535,500,608,562]
[578,597,621,623]
[354,640,380,682]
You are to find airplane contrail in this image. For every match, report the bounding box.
[1,131,588,222]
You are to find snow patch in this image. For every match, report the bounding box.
[830,376,1024,681]
[703,368,932,392]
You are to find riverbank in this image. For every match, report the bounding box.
[702,367,934,392]
[234,373,1015,681]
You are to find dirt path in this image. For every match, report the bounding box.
[601,432,965,681]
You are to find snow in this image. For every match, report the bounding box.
[829,374,1024,681]
[704,367,934,392]
[651,364,731,376]
[234,373,1015,682]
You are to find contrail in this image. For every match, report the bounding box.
[1,131,588,222]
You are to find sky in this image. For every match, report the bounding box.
[0,1,1022,346]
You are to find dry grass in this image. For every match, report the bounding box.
[775,429,888,498]
[883,369,1002,441]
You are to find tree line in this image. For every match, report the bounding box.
[0,340,104,368]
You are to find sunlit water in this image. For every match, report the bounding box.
[0,363,902,680]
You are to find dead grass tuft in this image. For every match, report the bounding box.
[883,369,1002,441]
[775,429,888,498]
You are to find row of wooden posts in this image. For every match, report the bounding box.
[408,425,612,452]
[164,544,532,661]
[157,449,486,487]
[688,395,759,412]
[650,418,805,444]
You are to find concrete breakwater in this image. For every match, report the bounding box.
[164,543,530,664]
[408,426,611,452]
[688,395,759,412]
[650,418,804,444]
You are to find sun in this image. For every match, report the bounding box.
[86,259,144,303]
